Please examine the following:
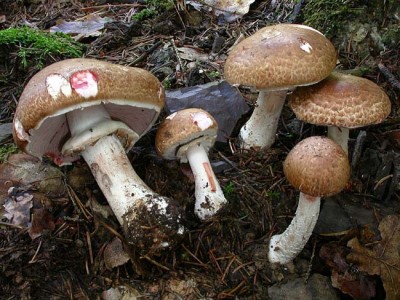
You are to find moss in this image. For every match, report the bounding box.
[302,0,366,38]
[381,24,400,48]
[0,144,18,163]
[132,0,174,21]
[0,26,85,69]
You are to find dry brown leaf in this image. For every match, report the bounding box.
[347,214,400,300]
[104,237,131,270]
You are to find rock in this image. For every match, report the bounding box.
[268,273,339,299]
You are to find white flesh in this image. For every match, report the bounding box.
[239,89,288,150]
[268,193,321,264]
[186,143,227,221]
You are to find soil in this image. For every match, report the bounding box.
[0,1,399,299]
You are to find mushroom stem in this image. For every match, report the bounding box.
[186,143,227,220]
[239,89,287,149]
[327,126,349,155]
[268,193,321,264]
[64,105,184,250]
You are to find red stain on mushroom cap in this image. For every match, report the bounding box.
[70,70,98,98]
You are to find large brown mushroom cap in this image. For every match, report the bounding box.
[13,58,165,161]
[288,72,391,128]
[283,136,350,197]
[156,108,218,161]
[224,24,337,90]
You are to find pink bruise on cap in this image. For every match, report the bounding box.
[70,70,99,98]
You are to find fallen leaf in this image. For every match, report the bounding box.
[29,207,56,239]
[50,16,113,39]
[104,237,131,270]
[320,242,377,299]
[3,191,33,227]
[0,154,65,197]
[347,214,400,299]
[187,0,255,22]
[102,285,141,300]
[331,270,376,300]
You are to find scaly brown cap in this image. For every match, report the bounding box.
[283,136,350,197]
[13,58,165,161]
[156,108,218,161]
[224,24,337,90]
[288,72,391,128]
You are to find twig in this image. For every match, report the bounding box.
[128,40,163,66]
[182,244,208,268]
[287,0,304,23]
[378,63,400,90]
[81,3,144,10]
[29,240,43,264]
[86,230,94,265]
[351,130,367,169]
[0,221,25,229]
[142,255,170,271]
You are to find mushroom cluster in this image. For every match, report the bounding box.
[224,24,337,150]
[13,58,184,254]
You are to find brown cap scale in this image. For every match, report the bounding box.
[288,72,391,153]
[224,24,337,149]
[13,58,184,255]
[268,136,350,264]
[156,108,227,221]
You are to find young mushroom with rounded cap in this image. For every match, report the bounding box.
[224,24,337,150]
[288,71,391,154]
[268,136,350,264]
[13,58,184,254]
[155,108,227,221]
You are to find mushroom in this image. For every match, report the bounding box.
[288,72,391,154]
[13,58,184,254]
[224,24,337,150]
[155,108,227,221]
[268,136,350,264]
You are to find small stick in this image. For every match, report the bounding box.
[378,63,400,90]
[82,3,144,10]
[128,40,163,66]
[29,240,43,264]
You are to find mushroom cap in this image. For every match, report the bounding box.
[283,136,350,197]
[288,72,391,128]
[224,24,337,90]
[155,108,218,161]
[13,58,165,163]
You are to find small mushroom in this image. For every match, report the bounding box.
[288,72,391,154]
[224,24,337,150]
[155,108,227,221]
[268,136,350,264]
[13,58,184,254]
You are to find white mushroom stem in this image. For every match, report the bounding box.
[268,193,321,264]
[185,142,227,221]
[63,105,173,225]
[239,89,288,150]
[327,126,350,155]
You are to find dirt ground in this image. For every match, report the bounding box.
[0,1,399,299]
